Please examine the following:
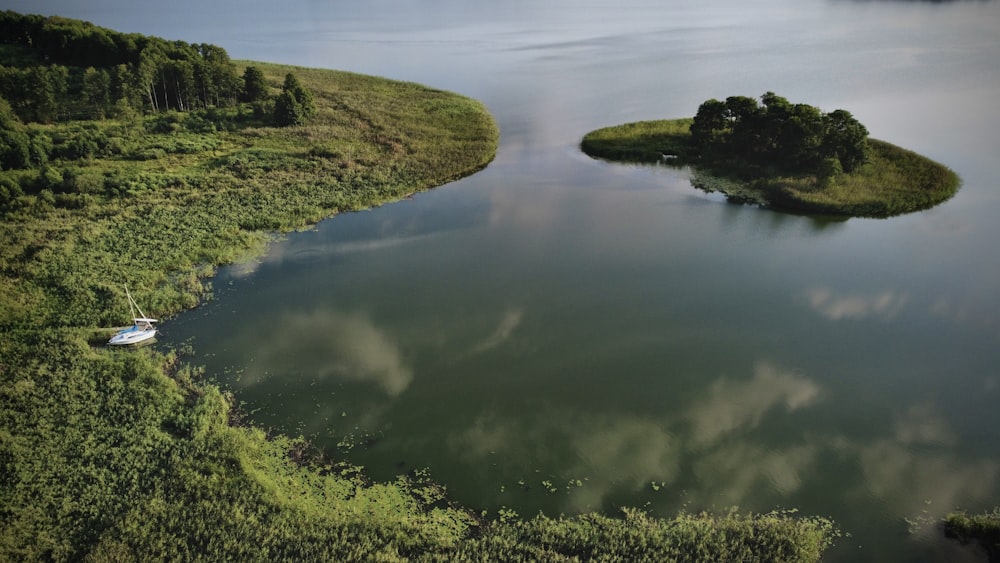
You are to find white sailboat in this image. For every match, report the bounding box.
[108,286,158,346]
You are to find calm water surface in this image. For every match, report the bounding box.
[17,0,1000,560]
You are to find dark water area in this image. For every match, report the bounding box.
[13,0,1000,560]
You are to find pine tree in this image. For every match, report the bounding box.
[272,72,314,126]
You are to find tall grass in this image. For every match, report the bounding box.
[581,119,694,162]
[766,140,960,216]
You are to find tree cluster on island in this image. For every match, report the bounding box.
[690,92,870,181]
[580,93,958,217]
[0,10,314,174]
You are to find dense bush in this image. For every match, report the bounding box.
[273,72,315,127]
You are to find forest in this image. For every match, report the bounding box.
[0,10,317,212]
[0,10,242,122]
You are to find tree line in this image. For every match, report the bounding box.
[0,11,317,176]
[0,10,243,122]
[690,92,870,177]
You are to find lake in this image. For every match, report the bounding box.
[15,0,1000,560]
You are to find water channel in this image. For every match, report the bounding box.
[17,0,1000,560]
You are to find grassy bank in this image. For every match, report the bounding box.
[0,54,846,560]
[581,118,960,218]
[1,61,498,328]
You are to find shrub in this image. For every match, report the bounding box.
[0,175,24,207]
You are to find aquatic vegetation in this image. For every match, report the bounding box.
[944,509,1000,562]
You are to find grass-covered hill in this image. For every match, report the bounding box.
[580,94,960,218]
[0,14,849,561]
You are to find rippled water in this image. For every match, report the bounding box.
[17,0,1000,560]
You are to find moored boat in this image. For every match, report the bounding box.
[108,286,157,346]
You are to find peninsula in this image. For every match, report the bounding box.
[581,93,960,217]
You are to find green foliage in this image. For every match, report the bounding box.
[0,59,498,326]
[273,72,315,127]
[0,128,31,170]
[0,96,33,170]
[581,117,958,218]
[944,508,1000,562]
[0,11,241,119]
[691,92,869,175]
[273,91,306,127]
[452,508,837,562]
[0,54,504,560]
[81,67,111,119]
[822,109,869,173]
[241,66,269,103]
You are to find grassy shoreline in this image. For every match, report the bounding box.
[1,61,499,329]
[0,60,846,560]
[581,118,960,218]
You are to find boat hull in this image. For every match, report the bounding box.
[108,327,157,346]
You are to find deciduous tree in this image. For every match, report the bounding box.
[822,109,869,172]
[689,92,870,175]
[81,67,111,119]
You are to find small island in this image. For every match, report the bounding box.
[581,93,960,217]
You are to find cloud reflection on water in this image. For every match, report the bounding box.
[686,361,821,448]
[448,360,822,512]
[449,410,682,513]
[838,412,999,531]
[241,309,413,396]
[445,359,998,523]
[471,308,525,354]
[226,231,447,279]
[692,443,819,505]
[802,287,909,321]
[566,415,682,512]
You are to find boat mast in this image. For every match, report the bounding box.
[124,285,147,321]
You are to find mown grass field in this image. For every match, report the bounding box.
[0,63,845,561]
[581,119,960,218]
